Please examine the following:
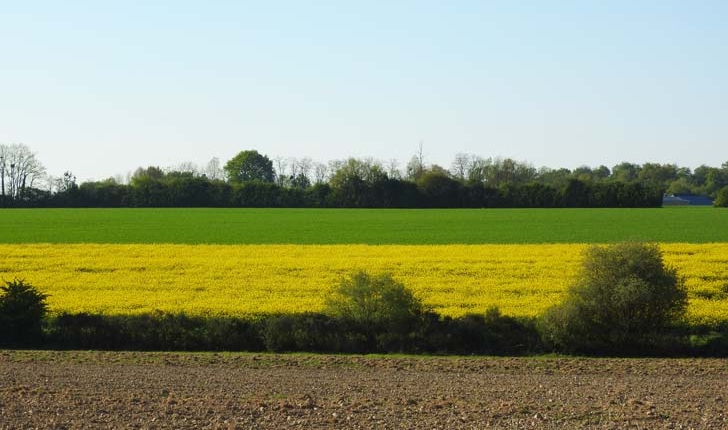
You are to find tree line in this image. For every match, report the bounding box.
[2,144,727,208]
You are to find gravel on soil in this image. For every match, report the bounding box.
[1,350,727,429]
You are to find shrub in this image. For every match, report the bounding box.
[424,307,543,355]
[48,312,265,351]
[0,278,49,346]
[324,270,426,352]
[714,186,728,207]
[539,242,687,354]
[262,313,354,353]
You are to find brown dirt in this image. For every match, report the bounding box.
[1,351,727,429]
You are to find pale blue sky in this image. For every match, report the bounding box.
[1,1,726,181]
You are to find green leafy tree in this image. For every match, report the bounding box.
[224,150,275,183]
[539,242,687,354]
[611,162,641,182]
[714,186,728,207]
[325,271,425,351]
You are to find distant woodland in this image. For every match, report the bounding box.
[2,143,727,208]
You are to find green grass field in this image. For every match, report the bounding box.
[4,207,726,244]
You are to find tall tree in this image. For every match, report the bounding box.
[203,157,224,181]
[611,162,641,182]
[405,142,426,181]
[313,162,328,184]
[450,153,471,180]
[224,150,274,183]
[0,143,45,199]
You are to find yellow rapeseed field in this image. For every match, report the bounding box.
[2,244,727,326]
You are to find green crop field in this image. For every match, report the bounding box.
[4,207,726,244]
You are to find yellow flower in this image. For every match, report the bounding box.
[1,243,726,326]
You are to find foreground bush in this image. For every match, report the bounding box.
[324,271,426,352]
[0,278,48,346]
[539,242,688,354]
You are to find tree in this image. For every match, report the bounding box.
[57,171,77,192]
[418,170,461,207]
[386,159,401,180]
[536,167,572,189]
[450,153,471,180]
[480,157,537,186]
[405,142,426,181]
[638,163,679,188]
[328,158,387,188]
[313,162,328,184]
[171,161,201,176]
[273,156,289,187]
[324,271,425,351]
[328,158,388,207]
[714,186,728,207]
[131,166,165,184]
[224,150,275,183]
[539,242,687,354]
[0,144,6,198]
[611,162,641,182]
[0,278,49,346]
[290,173,311,189]
[0,143,46,199]
[203,157,225,181]
[666,177,694,195]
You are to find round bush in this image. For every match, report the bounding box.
[539,242,687,354]
[324,271,425,351]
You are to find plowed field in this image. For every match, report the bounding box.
[1,351,726,429]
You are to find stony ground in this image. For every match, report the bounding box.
[1,351,727,429]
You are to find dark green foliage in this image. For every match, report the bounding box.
[7,304,723,356]
[262,313,356,353]
[224,150,275,183]
[714,186,728,207]
[325,271,426,352]
[4,173,665,209]
[424,307,542,355]
[539,242,688,354]
[0,278,48,346]
[48,312,265,351]
[417,172,463,207]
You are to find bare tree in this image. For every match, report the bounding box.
[203,157,224,180]
[313,162,328,184]
[405,141,426,181]
[274,156,289,186]
[0,143,46,199]
[56,171,77,192]
[0,144,6,198]
[298,157,313,182]
[387,159,402,180]
[328,159,344,178]
[450,153,471,180]
[43,174,57,194]
[467,156,490,183]
[170,161,200,176]
[287,157,299,181]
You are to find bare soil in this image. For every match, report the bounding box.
[1,351,727,429]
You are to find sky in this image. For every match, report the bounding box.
[1,1,726,182]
